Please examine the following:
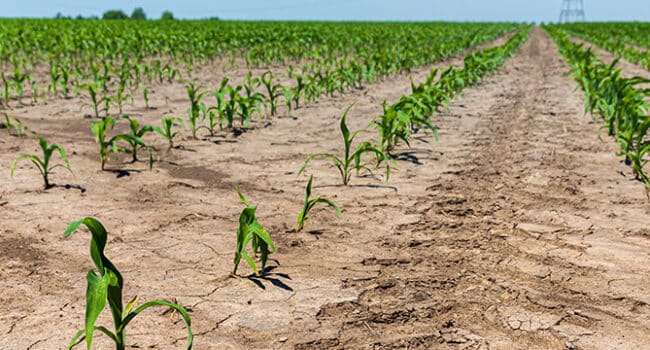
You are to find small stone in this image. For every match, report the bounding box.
[535,268,551,279]
[278,337,288,343]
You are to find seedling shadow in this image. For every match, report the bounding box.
[350,184,398,192]
[211,138,238,145]
[174,145,197,152]
[307,229,324,237]
[52,183,87,193]
[246,266,293,292]
[228,128,246,137]
[106,168,142,178]
[390,149,433,165]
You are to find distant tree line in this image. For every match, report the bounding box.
[54,8,185,20]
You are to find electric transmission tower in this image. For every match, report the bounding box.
[559,0,585,22]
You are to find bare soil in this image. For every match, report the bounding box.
[1,27,649,350]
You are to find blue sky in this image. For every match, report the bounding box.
[1,0,648,22]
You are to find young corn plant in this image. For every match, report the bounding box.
[114,81,134,115]
[92,117,116,170]
[60,63,72,97]
[203,78,230,135]
[291,74,306,109]
[81,82,110,118]
[296,175,342,232]
[122,116,154,166]
[239,74,267,126]
[11,67,30,103]
[48,61,63,97]
[185,81,208,139]
[298,104,392,185]
[237,93,265,128]
[10,133,72,189]
[4,115,26,137]
[142,86,150,109]
[155,116,184,149]
[283,87,293,113]
[30,77,42,105]
[374,96,440,154]
[64,217,193,350]
[220,85,241,130]
[92,117,148,171]
[260,71,285,116]
[233,186,276,276]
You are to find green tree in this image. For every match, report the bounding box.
[160,10,174,20]
[102,10,128,20]
[131,7,146,20]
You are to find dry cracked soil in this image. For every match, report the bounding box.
[1,27,649,350]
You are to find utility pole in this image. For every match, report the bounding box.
[559,0,586,23]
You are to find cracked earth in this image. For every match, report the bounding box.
[1,27,649,349]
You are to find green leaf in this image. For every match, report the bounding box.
[120,300,193,350]
[311,197,343,217]
[298,153,342,176]
[84,270,110,350]
[11,154,44,178]
[235,185,250,206]
[241,251,258,275]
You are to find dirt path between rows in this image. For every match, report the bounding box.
[1,27,649,350]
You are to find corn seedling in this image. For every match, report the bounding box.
[260,71,285,116]
[142,86,150,109]
[375,96,440,154]
[233,186,276,276]
[11,133,72,189]
[4,115,26,137]
[92,117,148,170]
[11,67,30,103]
[29,76,40,104]
[114,81,134,115]
[122,116,154,167]
[221,85,241,129]
[237,94,265,127]
[291,74,305,109]
[185,81,208,139]
[81,82,110,118]
[296,175,342,232]
[60,63,72,97]
[203,78,230,135]
[299,104,392,185]
[239,74,267,126]
[283,87,293,112]
[48,61,62,97]
[64,217,193,350]
[154,116,184,149]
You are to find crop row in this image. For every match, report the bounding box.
[374,26,532,153]
[544,25,650,188]
[0,21,516,110]
[558,23,650,71]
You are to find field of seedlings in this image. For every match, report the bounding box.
[0,19,649,349]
